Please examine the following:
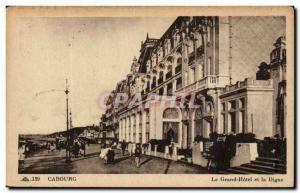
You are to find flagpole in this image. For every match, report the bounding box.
[65,79,71,163]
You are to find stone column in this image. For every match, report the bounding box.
[123,118,126,141]
[119,118,122,141]
[126,116,130,142]
[142,111,147,143]
[172,80,176,93]
[121,119,124,141]
[130,115,134,142]
[136,113,140,143]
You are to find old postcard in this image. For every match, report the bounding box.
[6,6,294,188]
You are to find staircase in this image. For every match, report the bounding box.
[219,157,286,174]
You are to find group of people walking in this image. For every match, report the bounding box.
[72,139,86,158]
[121,140,142,168]
[100,140,142,168]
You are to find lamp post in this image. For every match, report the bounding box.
[65,79,71,163]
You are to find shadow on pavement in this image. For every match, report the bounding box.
[140,157,153,166]
[70,152,100,162]
[164,160,172,174]
[113,156,131,163]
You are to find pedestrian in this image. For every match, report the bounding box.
[169,140,174,158]
[128,142,133,157]
[80,141,86,157]
[18,143,26,167]
[107,148,115,164]
[49,142,56,152]
[134,144,142,168]
[24,143,30,157]
[73,142,80,158]
[121,140,126,156]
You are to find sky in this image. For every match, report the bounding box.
[10,16,285,135]
[12,17,176,134]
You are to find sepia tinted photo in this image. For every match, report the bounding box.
[7,7,294,188]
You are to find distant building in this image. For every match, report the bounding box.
[99,114,116,145]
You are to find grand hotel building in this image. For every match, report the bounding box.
[101,16,286,150]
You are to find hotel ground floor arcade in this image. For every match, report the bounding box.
[116,78,274,149]
[117,88,225,149]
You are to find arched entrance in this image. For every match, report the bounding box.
[162,108,181,144]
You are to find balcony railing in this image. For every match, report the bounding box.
[176,75,223,94]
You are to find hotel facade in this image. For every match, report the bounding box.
[101,16,286,151]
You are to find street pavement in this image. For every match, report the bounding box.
[19,144,208,174]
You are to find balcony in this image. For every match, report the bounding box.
[175,64,182,74]
[176,75,227,94]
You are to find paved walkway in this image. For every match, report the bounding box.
[19,144,208,174]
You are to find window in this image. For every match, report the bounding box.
[176,77,182,90]
[163,122,179,143]
[163,108,179,119]
[166,70,172,80]
[175,64,182,74]
[151,77,157,89]
[159,87,164,95]
[228,100,236,111]
[239,98,245,109]
[229,112,236,133]
[158,71,164,84]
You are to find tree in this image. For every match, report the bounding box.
[256,62,270,80]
